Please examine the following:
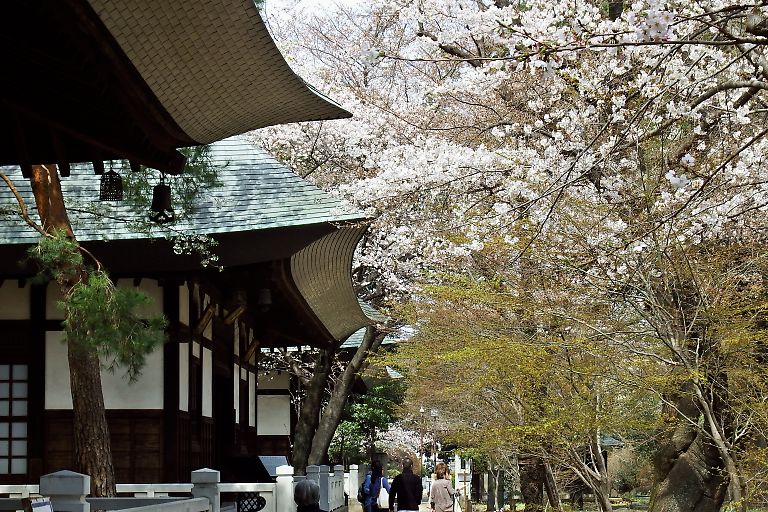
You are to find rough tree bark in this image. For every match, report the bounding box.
[307,325,389,465]
[519,456,545,512]
[649,385,728,512]
[291,346,335,474]
[497,468,506,510]
[29,164,116,496]
[587,436,612,512]
[486,469,497,511]
[542,462,561,510]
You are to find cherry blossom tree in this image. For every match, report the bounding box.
[259,1,768,510]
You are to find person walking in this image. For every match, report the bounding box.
[364,460,391,512]
[295,480,327,512]
[389,457,423,512]
[429,462,455,512]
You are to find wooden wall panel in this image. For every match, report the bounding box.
[254,435,291,458]
[44,410,163,483]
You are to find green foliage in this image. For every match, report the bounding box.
[28,230,166,382]
[329,379,407,464]
[61,272,166,381]
[352,381,406,432]
[328,420,367,465]
[27,229,83,282]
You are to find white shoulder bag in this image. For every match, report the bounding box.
[377,478,390,509]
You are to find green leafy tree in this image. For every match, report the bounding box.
[328,420,366,467]
[328,379,406,465]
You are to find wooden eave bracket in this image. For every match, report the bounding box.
[195,303,215,336]
[224,305,247,325]
[243,337,261,364]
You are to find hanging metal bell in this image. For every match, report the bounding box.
[149,183,175,224]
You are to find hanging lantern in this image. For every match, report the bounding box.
[149,176,175,224]
[99,162,123,201]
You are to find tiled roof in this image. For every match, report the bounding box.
[0,136,363,245]
[88,0,351,143]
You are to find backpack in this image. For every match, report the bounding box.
[357,474,371,504]
[357,483,366,504]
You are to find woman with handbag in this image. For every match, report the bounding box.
[430,462,456,512]
[366,460,391,512]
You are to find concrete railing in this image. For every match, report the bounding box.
[0,464,355,512]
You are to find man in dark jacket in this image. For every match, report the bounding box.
[389,457,423,512]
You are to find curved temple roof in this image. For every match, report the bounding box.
[87,0,350,144]
[291,225,378,342]
[0,1,350,173]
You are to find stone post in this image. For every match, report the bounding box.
[191,468,220,512]
[348,465,359,497]
[276,465,296,512]
[334,465,345,509]
[318,465,330,512]
[39,470,90,512]
[306,465,320,485]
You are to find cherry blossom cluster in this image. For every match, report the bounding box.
[257,0,768,307]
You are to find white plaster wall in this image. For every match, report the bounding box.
[0,281,29,320]
[179,343,189,412]
[116,279,163,317]
[46,284,65,321]
[257,395,291,436]
[179,283,190,326]
[45,331,164,409]
[202,348,212,418]
[257,372,290,390]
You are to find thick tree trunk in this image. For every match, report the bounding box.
[68,341,115,495]
[542,462,561,510]
[486,469,497,511]
[291,347,334,474]
[649,389,727,512]
[593,489,613,512]
[29,164,116,496]
[307,326,388,465]
[496,469,505,510]
[519,456,545,512]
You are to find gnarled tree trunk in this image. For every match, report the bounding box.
[307,325,388,465]
[29,164,115,496]
[291,346,334,474]
[519,456,545,512]
[649,387,727,512]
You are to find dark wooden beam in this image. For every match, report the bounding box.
[195,303,215,336]
[0,2,194,174]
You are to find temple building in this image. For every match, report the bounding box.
[0,1,369,485]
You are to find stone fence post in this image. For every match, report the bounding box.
[39,470,90,512]
[276,465,296,512]
[191,468,220,512]
[305,465,330,512]
[348,465,359,497]
[333,465,345,510]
